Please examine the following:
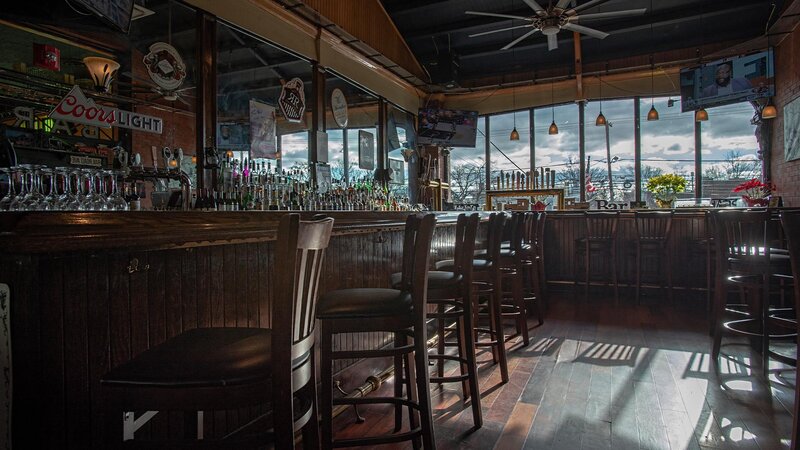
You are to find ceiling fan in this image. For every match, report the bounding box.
[119,72,196,107]
[466,0,647,51]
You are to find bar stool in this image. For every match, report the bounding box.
[500,212,533,344]
[633,210,673,302]
[317,214,437,449]
[779,210,800,449]
[390,213,482,429]
[529,211,548,310]
[710,209,794,376]
[520,211,547,315]
[100,214,334,448]
[439,213,509,383]
[575,211,620,302]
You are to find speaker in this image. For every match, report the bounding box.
[427,53,459,88]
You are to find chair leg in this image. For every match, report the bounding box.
[611,247,619,304]
[461,289,483,429]
[666,247,674,304]
[491,278,509,383]
[437,303,445,379]
[413,330,437,449]
[404,334,421,449]
[302,350,321,450]
[394,332,405,432]
[455,314,469,399]
[513,264,529,346]
[761,275,770,379]
[584,245,591,300]
[711,280,724,360]
[320,320,334,450]
[635,245,642,303]
[537,255,548,310]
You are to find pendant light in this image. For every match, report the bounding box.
[695,107,708,122]
[646,6,659,121]
[762,101,777,119]
[510,84,520,140]
[595,73,606,126]
[548,81,559,135]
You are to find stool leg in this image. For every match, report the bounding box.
[320,320,334,450]
[404,334,421,449]
[461,287,483,429]
[584,244,591,300]
[395,332,405,432]
[761,275,770,379]
[455,313,469,398]
[302,349,321,450]
[513,263,529,347]
[413,332,436,449]
[636,244,642,303]
[666,246,674,304]
[437,303,445,379]
[491,279,509,383]
[611,245,619,304]
[711,277,724,360]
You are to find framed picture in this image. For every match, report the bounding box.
[358,130,375,170]
[784,95,800,161]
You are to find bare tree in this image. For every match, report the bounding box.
[722,150,759,179]
[450,161,486,205]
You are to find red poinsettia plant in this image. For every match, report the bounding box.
[732,178,775,200]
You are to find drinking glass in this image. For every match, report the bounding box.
[9,165,31,211]
[66,169,85,211]
[20,165,45,210]
[107,171,128,211]
[83,169,107,211]
[55,167,75,210]
[39,168,60,210]
[0,167,16,211]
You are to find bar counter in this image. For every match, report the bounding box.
[0,209,718,448]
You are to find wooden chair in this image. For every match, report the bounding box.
[317,214,437,449]
[100,214,334,448]
[392,213,482,428]
[710,209,793,376]
[521,211,547,315]
[779,210,800,450]
[575,211,620,302]
[633,210,674,302]
[441,213,509,383]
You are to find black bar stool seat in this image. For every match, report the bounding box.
[390,270,462,290]
[317,288,412,318]
[435,258,492,271]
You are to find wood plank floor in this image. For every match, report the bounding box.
[329,290,797,449]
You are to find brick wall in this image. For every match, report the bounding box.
[770,23,800,207]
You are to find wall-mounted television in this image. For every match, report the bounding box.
[417,108,478,147]
[680,49,774,112]
[72,0,135,33]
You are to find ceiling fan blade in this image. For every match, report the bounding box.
[555,0,573,10]
[501,28,540,50]
[547,34,558,51]
[522,0,546,15]
[570,8,647,21]
[465,10,531,21]
[469,24,533,38]
[569,0,611,14]
[562,23,609,39]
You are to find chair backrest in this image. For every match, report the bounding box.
[634,210,673,241]
[711,209,771,272]
[452,213,480,279]
[585,211,620,240]
[484,212,507,263]
[535,212,547,258]
[508,212,526,252]
[273,214,335,363]
[780,210,800,449]
[396,214,438,316]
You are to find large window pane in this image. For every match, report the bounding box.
[387,104,415,199]
[584,99,635,202]
[488,111,530,189]
[640,97,696,205]
[700,102,760,201]
[534,104,580,199]
[450,117,486,209]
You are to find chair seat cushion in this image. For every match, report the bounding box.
[474,248,517,258]
[435,259,492,272]
[317,288,412,319]
[101,328,276,388]
[390,271,462,290]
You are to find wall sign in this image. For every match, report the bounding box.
[279,78,306,123]
[143,42,186,91]
[49,86,163,134]
[69,155,103,167]
[358,130,375,170]
[249,100,277,159]
[330,88,348,128]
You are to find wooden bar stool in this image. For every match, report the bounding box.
[100,214,334,448]
[710,209,794,376]
[779,210,800,450]
[633,210,674,302]
[574,211,620,302]
[391,213,482,429]
[526,211,548,311]
[317,214,437,449]
[440,212,509,383]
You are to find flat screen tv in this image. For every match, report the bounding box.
[73,0,135,33]
[680,49,774,112]
[417,108,478,147]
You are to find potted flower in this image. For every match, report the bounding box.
[732,178,774,207]
[645,174,687,208]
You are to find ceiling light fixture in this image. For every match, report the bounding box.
[596,73,606,126]
[695,107,708,122]
[761,102,777,119]
[646,4,659,121]
[549,81,559,135]
[83,56,120,93]
[510,84,520,140]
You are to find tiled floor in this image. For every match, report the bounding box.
[330,290,796,449]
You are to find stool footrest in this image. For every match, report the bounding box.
[333,345,413,360]
[332,427,422,448]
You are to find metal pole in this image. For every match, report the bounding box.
[605,122,613,201]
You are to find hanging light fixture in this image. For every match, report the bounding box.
[82,56,120,93]
[762,101,777,119]
[548,81,559,135]
[646,6,659,121]
[510,84,520,140]
[695,107,708,122]
[596,73,606,126]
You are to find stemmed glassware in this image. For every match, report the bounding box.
[9,165,30,211]
[0,167,15,211]
[39,168,59,211]
[107,170,128,211]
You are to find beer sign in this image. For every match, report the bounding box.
[279,78,306,123]
[49,86,163,134]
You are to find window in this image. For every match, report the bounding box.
[584,99,635,202]
[450,117,486,209]
[534,104,580,199]
[700,102,760,200]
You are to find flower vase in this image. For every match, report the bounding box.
[741,195,769,207]
[655,198,674,208]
